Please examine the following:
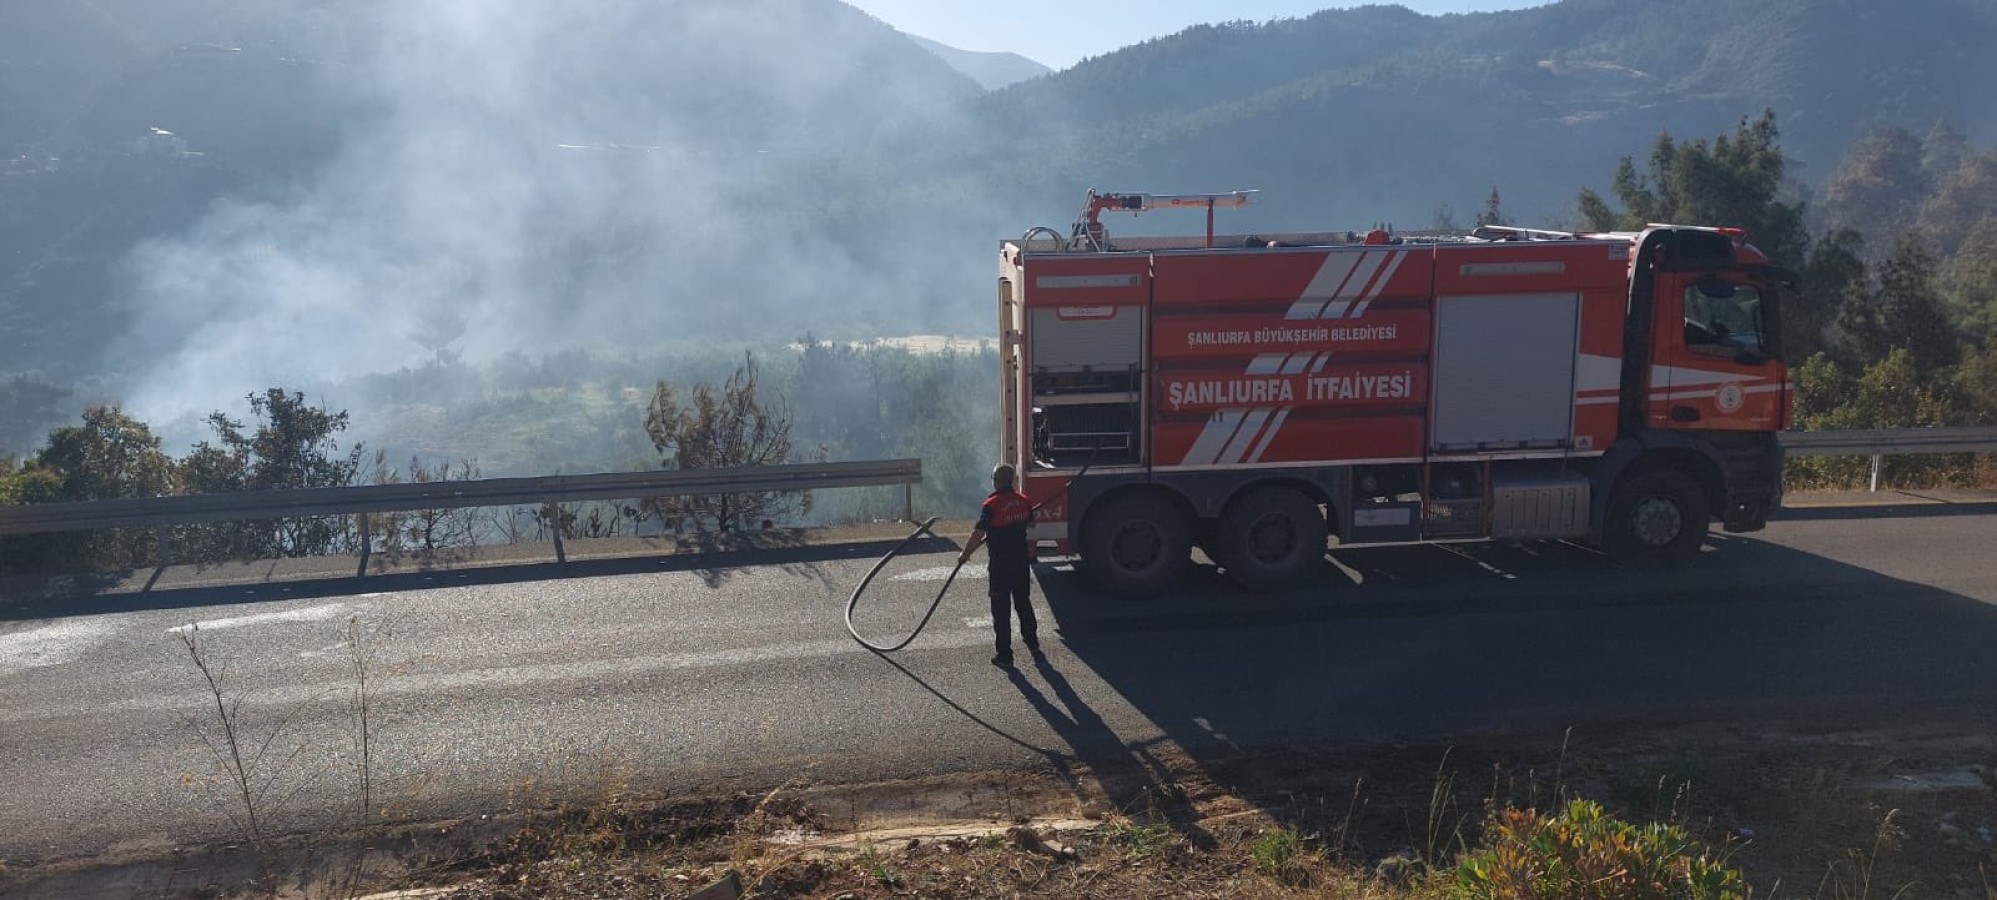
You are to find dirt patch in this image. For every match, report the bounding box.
[8,722,1995,899]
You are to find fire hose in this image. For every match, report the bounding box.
[844,450,1099,654]
[842,516,964,652]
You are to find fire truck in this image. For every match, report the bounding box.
[999,190,1797,597]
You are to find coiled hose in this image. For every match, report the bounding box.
[846,451,1095,653]
[844,516,966,652]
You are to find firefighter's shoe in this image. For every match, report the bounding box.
[991,655,1014,668]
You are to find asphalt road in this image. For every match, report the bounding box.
[4,506,1997,867]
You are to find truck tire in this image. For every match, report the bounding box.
[1081,492,1192,598]
[1215,486,1328,591]
[1601,470,1710,567]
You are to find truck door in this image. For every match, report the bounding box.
[1652,272,1783,431]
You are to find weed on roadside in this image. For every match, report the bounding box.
[1103,817,1174,862]
[175,623,316,855]
[1820,808,1913,900]
[1252,823,1321,887]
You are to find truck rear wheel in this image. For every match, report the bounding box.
[1601,470,1710,567]
[1081,492,1191,598]
[1216,486,1328,591]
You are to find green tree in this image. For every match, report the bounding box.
[182,389,364,559]
[1576,110,1807,268]
[1789,353,1850,428]
[0,405,175,573]
[1789,348,1976,488]
[1943,216,1997,342]
[35,405,176,502]
[1799,228,1867,363]
[1922,120,1971,182]
[1961,336,1997,423]
[1814,125,1927,245]
[643,353,824,533]
[1871,233,1959,376]
[1918,150,1997,259]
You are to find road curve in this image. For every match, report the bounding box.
[3,506,1996,867]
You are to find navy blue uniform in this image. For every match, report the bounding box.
[978,489,1038,661]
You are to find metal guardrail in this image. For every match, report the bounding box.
[1778,426,1997,457]
[1779,426,1997,491]
[0,458,922,573]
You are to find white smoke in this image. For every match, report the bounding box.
[112,0,997,426]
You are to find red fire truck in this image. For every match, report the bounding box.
[1000,191,1797,596]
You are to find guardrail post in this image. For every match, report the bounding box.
[903,481,914,523]
[1869,454,1883,492]
[551,515,568,564]
[143,526,171,593]
[355,513,371,578]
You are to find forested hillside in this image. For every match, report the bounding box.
[879,0,1997,231]
[7,0,1997,470]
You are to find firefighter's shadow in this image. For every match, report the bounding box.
[1003,656,1220,849]
[867,648,1218,847]
[1033,531,1997,841]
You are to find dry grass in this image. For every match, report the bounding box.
[296,732,1993,900]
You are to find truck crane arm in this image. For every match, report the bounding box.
[1072,189,1257,251]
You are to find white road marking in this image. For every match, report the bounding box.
[166,602,354,635]
[964,616,993,630]
[56,629,1002,720]
[892,564,986,582]
[0,621,114,674]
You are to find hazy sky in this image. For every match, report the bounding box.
[845,1,1557,70]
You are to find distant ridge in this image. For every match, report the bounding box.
[906,33,1052,90]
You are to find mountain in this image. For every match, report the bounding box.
[905,34,1052,90]
[9,0,1997,416]
[1,0,984,388]
[934,0,1997,231]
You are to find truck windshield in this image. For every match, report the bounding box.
[1683,280,1767,360]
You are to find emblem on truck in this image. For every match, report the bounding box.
[1716,383,1745,413]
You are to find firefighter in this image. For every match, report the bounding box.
[958,463,1040,667]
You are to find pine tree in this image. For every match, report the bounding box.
[1575,110,1807,268]
[1474,187,1508,228]
[1873,233,1959,377]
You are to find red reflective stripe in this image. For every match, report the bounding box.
[984,493,1034,528]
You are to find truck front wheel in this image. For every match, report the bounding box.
[1216,486,1328,590]
[1081,492,1192,598]
[1601,470,1710,567]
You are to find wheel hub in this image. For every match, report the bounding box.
[1246,513,1298,564]
[1631,496,1683,547]
[1111,521,1163,571]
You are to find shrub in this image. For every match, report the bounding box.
[1456,799,1745,900]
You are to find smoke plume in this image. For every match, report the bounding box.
[113,0,1000,426]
